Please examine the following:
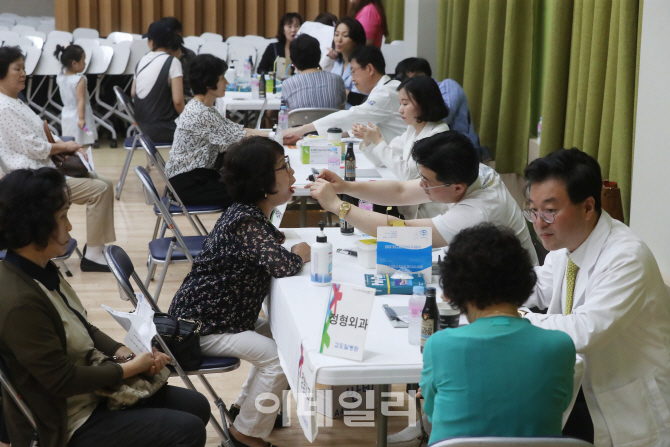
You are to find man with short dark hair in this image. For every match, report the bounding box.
[522,148,670,446]
[282,45,405,144]
[307,131,537,263]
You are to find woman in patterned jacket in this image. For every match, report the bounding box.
[164,54,269,209]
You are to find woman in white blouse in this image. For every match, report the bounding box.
[352,75,451,219]
[164,54,268,209]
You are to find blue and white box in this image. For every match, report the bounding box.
[376,227,432,282]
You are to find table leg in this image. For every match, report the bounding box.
[299,197,307,227]
[375,384,390,447]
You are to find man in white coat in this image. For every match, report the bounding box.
[522,148,670,447]
[282,45,406,145]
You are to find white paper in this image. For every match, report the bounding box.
[76,147,95,172]
[271,203,288,229]
[296,22,335,53]
[296,342,318,442]
[101,293,156,355]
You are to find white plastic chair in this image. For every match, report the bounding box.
[27,39,64,126]
[37,22,55,34]
[198,41,228,61]
[85,45,116,143]
[16,18,41,29]
[24,35,44,49]
[93,44,131,148]
[200,32,223,42]
[243,35,267,46]
[23,45,41,76]
[73,27,99,40]
[11,25,37,36]
[0,26,8,32]
[2,36,34,48]
[0,12,19,20]
[131,33,143,40]
[47,30,72,43]
[430,438,593,447]
[107,31,133,44]
[227,42,256,67]
[123,39,150,75]
[225,35,245,46]
[183,35,204,53]
[74,38,98,72]
[0,30,20,44]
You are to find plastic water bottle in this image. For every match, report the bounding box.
[251,75,259,99]
[537,116,542,145]
[408,286,426,346]
[243,58,252,83]
[358,200,373,212]
[278,103,289,134]
[327,146,340,172]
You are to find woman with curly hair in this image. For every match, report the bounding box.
[419,223,576,444]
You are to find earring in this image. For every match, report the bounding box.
[264,192,267,198]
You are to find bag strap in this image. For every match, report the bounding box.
[135,52,170,77]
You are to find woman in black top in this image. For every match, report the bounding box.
[257,12,303,75]
[168,137,310,447]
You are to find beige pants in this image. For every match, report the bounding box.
[66,172,116,247]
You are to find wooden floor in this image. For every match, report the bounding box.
[59,144,412,446]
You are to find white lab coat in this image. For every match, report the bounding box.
[525,211,670,447]
[313,75,406,144]
[359,120,450,219]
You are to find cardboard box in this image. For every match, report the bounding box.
[299,137,335,164]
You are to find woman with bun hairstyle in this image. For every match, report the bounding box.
[54,44,97,145]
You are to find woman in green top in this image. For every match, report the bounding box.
[421,223,576,444]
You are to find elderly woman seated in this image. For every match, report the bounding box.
[0,168,210,447]
[419,223,576,444]
[164,54,268,209]
[169,137,310,447]
[280,34,346,111]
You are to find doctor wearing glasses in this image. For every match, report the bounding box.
[306,131,537,263]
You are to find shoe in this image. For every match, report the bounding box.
[80,256,111,272]
[387,418,425,447]
[229,431,279,447]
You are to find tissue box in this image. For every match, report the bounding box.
[299,137,334,164]
[364,273,427,295]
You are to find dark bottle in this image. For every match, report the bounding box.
[341,142,357,235]
[420,287,439,352]
[259,73,266,99]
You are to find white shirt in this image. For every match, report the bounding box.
[0,92,55,171]
[431,164,538,265]
[134,51,183,99]
[313,75,406,143]
[360,120,450,219]
[525,212,670,447]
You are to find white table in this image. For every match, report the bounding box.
[215,91,282,115]
[265,228,453,445]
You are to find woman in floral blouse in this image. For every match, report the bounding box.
[168,137,310,447]
[164,54,269,209]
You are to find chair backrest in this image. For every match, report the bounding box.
[113,85,136,122]
[86,45,113,75]
[72,27,99,40]
[11,24,36,35]
[37,22,55,34]
[16,18,41,29]
[0,356,39,437]
[1,36,32,48]
[107,31,133,45]
[225,35,245,45]
[138,134,166,170]
[430,438,593,447]
[134,165,194,262]
[105,43,130,75]
[200,32,223,42]
[288,108,339,127]
[198,41,228,61]
[24,35,44,49]
[23,45,41,76]
[183,35,203,54]
[33,39,65,76]
[72,38,98,71]
[104,245,158,310]
[123,38,150,75]
[46,30,72,43]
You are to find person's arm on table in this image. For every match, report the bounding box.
[307,178,447,246]
[283,123,317,145]
[238,219,310,276]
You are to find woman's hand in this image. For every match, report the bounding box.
[146,347,171,376]
[78,118,86,130]
[114,345,134,359]
[76,147,89,161]
[326,48,338,60]
[120,352,155,379]
[291,242,311,263]
[314,169,348,194]
[353,122,383,146]
[308,179,342,214]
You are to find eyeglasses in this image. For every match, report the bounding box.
[274,155,291,173]
[420,176,451,190]
[523,209,558,224]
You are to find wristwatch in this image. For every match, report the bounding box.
[339,201,352,220]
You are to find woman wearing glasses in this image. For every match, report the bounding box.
[169,137,310,447]
[164,54,268,209]
[307,131,538,265]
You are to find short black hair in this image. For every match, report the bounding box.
[314,12,338,27]
[277,12,304,45]
[190,54,227,95]
[222,137,285,204]
[334,17,366,62]
[161,16,183,34]
[398,76,449,123]
[440,223,537,312]
[524,148,602,213]
[0,168,70,251]
[54,44,85,70]
[290,34,321,71]
[394,58,432,82]
[350,45,385,75]
[411,131,479,186]
[0,46,24,79]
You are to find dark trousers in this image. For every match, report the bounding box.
[562,387,594,443]
[68,385,210,447]
[170,168,233,210]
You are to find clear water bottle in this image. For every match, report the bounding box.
[327,146,340,172]
[408,286,426,346]
[251,75,259,99]
[537,116,542,145]
[358,199,373,212]
[278,103,289,134]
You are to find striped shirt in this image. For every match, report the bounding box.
[281,71,346,110]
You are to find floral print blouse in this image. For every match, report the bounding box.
[168,203,304,335]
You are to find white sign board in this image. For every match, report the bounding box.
[376,226,432,282]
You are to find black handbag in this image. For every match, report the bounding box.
[153,313,203,370]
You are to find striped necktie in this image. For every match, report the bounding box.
[565,257,579,315]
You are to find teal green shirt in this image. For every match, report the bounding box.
[420,316,575,444]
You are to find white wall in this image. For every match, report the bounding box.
[403,0,439,73]
[630,0,670,281]
[2,0,54,17]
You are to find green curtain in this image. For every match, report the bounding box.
[437,0,535,175]
[540,0,642,221]
[382,0,404,42]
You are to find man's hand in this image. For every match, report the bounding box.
[282,127,304,145]
[315,169,348,193]
[308,179,342,214]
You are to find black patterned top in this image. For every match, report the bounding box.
[168,203,304,335]
[164,99,245,179]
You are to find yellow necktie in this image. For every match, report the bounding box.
[565,257,579,315]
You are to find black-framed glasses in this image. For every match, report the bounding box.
[275,155,291,173]
[523,209,558,224]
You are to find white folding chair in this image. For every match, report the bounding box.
[198,41,228,61]
[23,45,41,76]
[72,27,99,40]
[1,36,33,48]
[0,26,8,32]
[92,43,130,149]
[288,107,339,127]
[85,45,116,144]
[46,30,72,43]
[37,22,55,34]
[0,20,14,30]
[200,32,223,42]
[11,24,36,35]
[225,35,245,46]
[23,35,44,49]
[16,17,41,29]
[28,39,64,127]
[0,30,20,44]
[183,35,204,54]
[430,438,593,447]
[107,31,133,45]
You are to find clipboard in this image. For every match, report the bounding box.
[382,304,409,328]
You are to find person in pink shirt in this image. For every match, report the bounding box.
[350,0,388,47]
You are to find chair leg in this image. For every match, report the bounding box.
[152,216,162,240]
[145,257,157,286]
[194,215,209,234]
[57,260,73,277]
[116,146,135,200]
[75,246,83,258]
[153,241,176,303]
